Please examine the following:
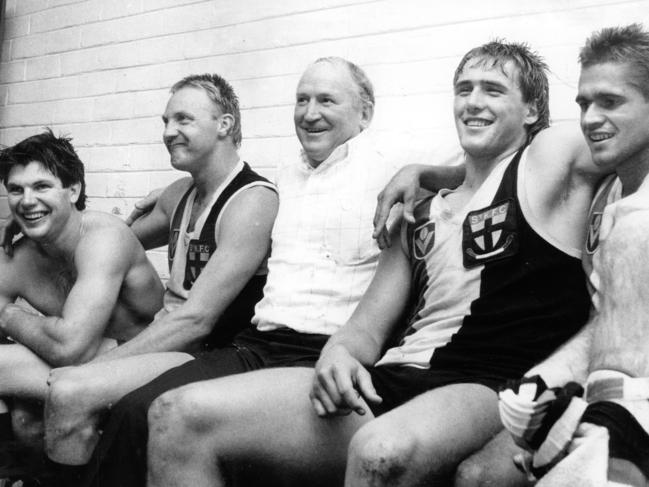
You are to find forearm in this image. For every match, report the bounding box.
[418,164,465,192]
[92,309,211,362]
[526,320,594,387]
[0,305,91,366]
[322,325,383,366]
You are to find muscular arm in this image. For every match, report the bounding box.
[93,186,279,361]
[0,226,139,367]
[373,151,465,248]
[311,223,412,415]
[323,232,412,363]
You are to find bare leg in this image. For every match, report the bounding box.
[345,383,501,487]
[455,428,532,487]
[147,367,371,487]
[0,344,51,399]
[45,352,192,465]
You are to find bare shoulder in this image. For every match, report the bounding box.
[158,177,194,214]
[77,211,141,261]
[221,185,279,222]
[527,124,588,172]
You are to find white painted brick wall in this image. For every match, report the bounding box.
[1,0,648,278]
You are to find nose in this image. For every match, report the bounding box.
[21,188,36,206]
[466,89,485,112]
[163,120,178,144]
[303,100,321,122]
[581,103,604,130]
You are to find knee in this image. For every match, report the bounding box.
[148,386,219,446]
[454,449,527,487]
[454,456,490,487]
[47,369,88,415]
[347,423,417,484]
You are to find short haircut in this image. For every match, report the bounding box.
[0,128,87,210]
[453,40,550,141]
[314,57,375,108]
[171,73,242,147]
[579,23,649,99]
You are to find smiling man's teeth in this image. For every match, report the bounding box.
[466,119,492,127]
[23,212,46,221]
[590,133,613,142]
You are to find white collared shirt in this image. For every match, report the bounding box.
[253,132,399,335]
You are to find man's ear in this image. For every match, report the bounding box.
[218,114,235,138]
[524,101,539,127]
[360,101,374,131]
[68,182,81,204]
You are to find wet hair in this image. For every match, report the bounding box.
[171,73,242,146]
[579,23,649,99]
[453,40,550,140]
[0,128,87,210]
[314,56,375,108]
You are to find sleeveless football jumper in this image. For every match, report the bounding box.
[377,145,591,380]
[166,161,276,350]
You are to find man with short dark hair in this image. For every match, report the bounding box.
[492,23,649,486]
[144,40,605,487]
[0,129,164,480]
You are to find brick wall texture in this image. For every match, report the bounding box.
[0,0,647,277]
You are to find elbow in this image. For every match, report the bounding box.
[48,340,98,367]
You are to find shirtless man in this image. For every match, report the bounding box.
[144,40,604,487]
[0,129,163,450]
[42,73,278,471]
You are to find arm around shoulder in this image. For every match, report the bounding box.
[130,178,193,249]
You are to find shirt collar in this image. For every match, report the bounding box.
[298,131,368,173]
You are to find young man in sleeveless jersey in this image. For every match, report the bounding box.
[0,130,163,479]
[491,24,649,487]
[42,74,278,470]
[142,41,608,487]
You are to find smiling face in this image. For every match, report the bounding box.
[162,86,224,172]
[294,61,372,167]
[6,161,80,242]
[453,59,538,162]
[577,61,649,173]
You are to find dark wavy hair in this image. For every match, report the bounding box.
[580,23,649,99]
[0,128,87,210]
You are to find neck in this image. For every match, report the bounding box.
[617,154,649,197]
[462,144,521,190]
[36,210,83,260]
[191,146,240,199]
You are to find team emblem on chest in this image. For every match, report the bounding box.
[183,240,213,289]
[412,222,436,260]
[585,212,603,254]
[462,199,518,268]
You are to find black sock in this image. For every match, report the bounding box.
[0,413,12,442]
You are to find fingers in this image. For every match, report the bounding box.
[1,220,20,256]
[402,186,417,224]
[355,367,382,407]
[375,225,390,250]
[333,367,368,416]
[373,191,393,242]
[125,188,163,226]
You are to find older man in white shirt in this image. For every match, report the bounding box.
[76,57,399,487]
